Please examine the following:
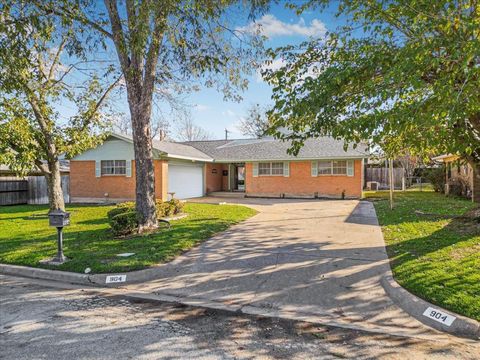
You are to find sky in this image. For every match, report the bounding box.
[53,2,346,141]
[188,2,343,140]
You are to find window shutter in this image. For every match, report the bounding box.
[253,162,258,177]
[126,160,132,177]
[283,162,290,177]
[95,161,101,177]
[347,160,354,177]
[311,161,318,177]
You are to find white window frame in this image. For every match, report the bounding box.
[332,160,348,175]
[258,162,284,176]
[101,160,127,176]
[316,160,348,176]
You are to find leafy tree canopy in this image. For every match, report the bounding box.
[265,0,480,159]
[0,0,118,210]
[0,1,119,175]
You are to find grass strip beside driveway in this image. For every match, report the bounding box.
[365,191,480,321]
[0,203,256,274]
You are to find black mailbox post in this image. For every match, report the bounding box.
[48,209,70,264]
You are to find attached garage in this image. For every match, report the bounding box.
[168,163,204,199]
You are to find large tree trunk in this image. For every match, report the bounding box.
[130,101,158,232]
[104,0,160,232]
[45,160,65,212]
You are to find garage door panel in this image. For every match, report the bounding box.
[168,164,204,199]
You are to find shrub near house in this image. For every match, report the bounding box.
[108,199,184,236]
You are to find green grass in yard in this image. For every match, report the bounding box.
[364,191,480,321]
[0,203,256,274]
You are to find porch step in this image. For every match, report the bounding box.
[208,191,245,198]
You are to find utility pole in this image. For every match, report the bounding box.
[225,128,230,140]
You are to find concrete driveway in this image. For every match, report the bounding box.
[127,198,443,338]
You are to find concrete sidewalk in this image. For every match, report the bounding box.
[121,198,445,339]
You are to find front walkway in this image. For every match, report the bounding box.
[124,197,448,339]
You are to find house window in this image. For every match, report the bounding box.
[317,160,348,175]
[332,160,347,175]
[318,160,332,175]
[101,160,126,175]
[258,162,284,176]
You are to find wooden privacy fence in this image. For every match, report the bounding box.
[365,167,405,190]
[0,178,28,205]
[0,175,69,206]
[27,175,70,205]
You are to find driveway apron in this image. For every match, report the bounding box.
[126,198,443,338]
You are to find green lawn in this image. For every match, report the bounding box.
[364,191,480,321]
[0,203,256,274]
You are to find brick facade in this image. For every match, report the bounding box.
[245,160,363,198]
[154,160,168,201]
[72,159,363,201]
[70,160,168,202]
[205,163,229,193]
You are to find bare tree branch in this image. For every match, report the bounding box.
[142,5,165,102]
[104,0,130,74]
[47,36,67,81]
[80,75,123,131]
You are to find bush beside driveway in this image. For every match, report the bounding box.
[0,203,256,274]
[365,191,480,321]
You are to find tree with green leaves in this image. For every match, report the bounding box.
[0,1,118,211]
[265,0,480,162]
[42,0,267,231]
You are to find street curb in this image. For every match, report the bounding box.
[0,263,97,286]
[381,275,480,340]
[0,263,171,287]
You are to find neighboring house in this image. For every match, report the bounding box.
[433,154,475,200]
[70,133,369,202]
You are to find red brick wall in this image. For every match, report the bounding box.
[245,160,363,198]
[154,160,168,200]
[205,163,223,192]
[205,163,230,192]
[221,164,229,191]
[70,160,167,201]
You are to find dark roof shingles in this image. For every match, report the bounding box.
[183,138,368,161]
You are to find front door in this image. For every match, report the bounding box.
[236,166,245,191]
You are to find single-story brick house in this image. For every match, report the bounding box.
[70,133,369,202]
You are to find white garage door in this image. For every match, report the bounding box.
[168,164,204,199]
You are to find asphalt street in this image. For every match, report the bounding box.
[1,275,478,360]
